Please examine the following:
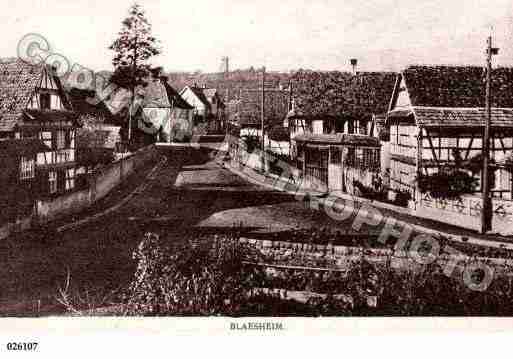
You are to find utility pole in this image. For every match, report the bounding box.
[481,34,499,233]
[261,66,266,172]
[225,87,230,136]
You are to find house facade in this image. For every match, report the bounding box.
[0,139,49,223]
[135,78,194,144]
[293,133,381,195]
[0,58,80,198]
[386,65,513,233]
[286,71,395,195]
[180,86,226,133]
[289,71,396,159]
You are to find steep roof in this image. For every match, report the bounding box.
[388,65,513,127]
[237,88,290,128]
[403,65,513,108]
[0,58,42,132]
[140,80,193,109]
[0,58,76,132]
[164,82,193,109]
[290,70,396,120]
[66,88,113,119]
[138,80,170,107]
[185,86,211,108]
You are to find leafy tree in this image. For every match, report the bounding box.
[109,3,161,142]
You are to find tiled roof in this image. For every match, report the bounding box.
[138,79,170,107]
[164,82,193,109]
[0,58,42,131]
[187,86,211,108]
[413,107,513,127]
[67,88,113,119]
[140,80,193,109]
[293,133,381,147]
[291,70,396,119]
[238,88,290,127]
[403,65,513,108]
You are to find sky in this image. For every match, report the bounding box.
[1,0,513,73]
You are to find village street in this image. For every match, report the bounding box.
[0,147,378,316]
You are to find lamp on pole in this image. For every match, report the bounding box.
[481,34,499,233]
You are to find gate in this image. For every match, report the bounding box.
[304,146,328,187]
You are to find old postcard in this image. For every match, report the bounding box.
[0,0,513,356]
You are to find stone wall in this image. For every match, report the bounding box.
[0,144,160,239]
[34,145,159,223]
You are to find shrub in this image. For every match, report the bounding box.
[418,170,479,199]
[125,232,265,315]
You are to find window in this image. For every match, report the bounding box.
[49,171,57,194]
[19,156,35,180]
[40,93,51,110]
[356,148,364,168]
[40,131,52,149]
[65,168,75,190]
[56,130,66,149]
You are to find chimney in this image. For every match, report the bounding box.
[350,58,358,75]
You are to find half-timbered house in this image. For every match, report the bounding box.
[387,65,513,233]
[0,58,80,198]
[286,71,394,193]
[135,78,194,144]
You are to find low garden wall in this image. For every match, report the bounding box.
[239,237,513,276]
[416,194,513,235]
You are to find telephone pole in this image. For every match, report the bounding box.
[261,66,266,171]
[481,34,499,233]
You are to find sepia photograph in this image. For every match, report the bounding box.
[1,0,513,355]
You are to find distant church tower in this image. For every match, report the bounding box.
[220,56,229,74]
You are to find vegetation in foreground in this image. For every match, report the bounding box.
[58,232,513,316]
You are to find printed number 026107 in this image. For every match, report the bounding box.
[6,342,38,351]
